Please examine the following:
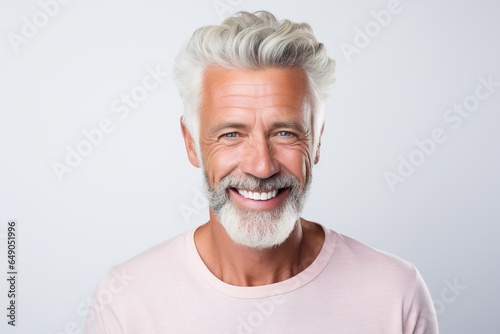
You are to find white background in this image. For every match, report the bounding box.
[1,0,499,333]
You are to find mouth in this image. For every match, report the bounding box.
[234,188,284,201]
[228,186,290,211]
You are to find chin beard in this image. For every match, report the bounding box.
[203,172,311,250]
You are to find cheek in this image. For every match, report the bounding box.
[276,146,313,182]
[203,145,241,185]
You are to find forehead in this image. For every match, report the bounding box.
[201,66,308,112]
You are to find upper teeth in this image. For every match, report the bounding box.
[237,189,278,200]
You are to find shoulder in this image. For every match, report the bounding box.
[332,230,417,272]
[314,226,438,332]
[325,228,421,295]
[85,230,196,332]
[118,230,188,271]
[96,229,192,293]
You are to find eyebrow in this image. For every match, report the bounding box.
[209,122,249,136]
[270,121,307,134]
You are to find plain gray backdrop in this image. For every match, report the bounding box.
[1,0,499,333]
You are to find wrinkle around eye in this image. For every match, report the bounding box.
[217,132,243,145]
[271,130,302,144]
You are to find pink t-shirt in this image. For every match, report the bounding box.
[84,225,438,333]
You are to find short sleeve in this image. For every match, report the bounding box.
[83,268,126,334]
[403,267,439,334]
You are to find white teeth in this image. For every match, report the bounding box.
[237,189,278,200]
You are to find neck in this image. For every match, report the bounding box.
[194,210,325,286]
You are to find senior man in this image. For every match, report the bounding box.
[85,11,438,333]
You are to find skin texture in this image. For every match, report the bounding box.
[181,66,325,286]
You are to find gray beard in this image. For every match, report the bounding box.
[203,171,311,249]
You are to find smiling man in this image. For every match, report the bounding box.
[85,11,438,333]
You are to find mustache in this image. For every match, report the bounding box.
[207,173,301,193]
[204,173,303,213]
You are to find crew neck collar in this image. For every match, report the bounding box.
[185,224,336,299]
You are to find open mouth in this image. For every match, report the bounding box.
[234,188,285,201]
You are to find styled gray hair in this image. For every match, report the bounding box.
[173,11,336,161]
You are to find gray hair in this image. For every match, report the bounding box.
[173,11,336,161]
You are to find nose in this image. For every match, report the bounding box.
[240,136,279,179]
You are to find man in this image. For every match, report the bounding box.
[85,11,438,333]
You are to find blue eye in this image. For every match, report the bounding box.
[278,131,292,136]
[224,132,238,138]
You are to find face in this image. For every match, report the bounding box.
[182,67,319,249]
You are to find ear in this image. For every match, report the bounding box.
[314,123,325,165]
[180,117,201,168]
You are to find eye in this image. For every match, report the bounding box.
[277,131,293,137]
[223,132,238,138]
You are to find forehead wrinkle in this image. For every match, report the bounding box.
[217,102,303,112]
[213,79,302,98]
[215,91,304,111]
[215,81,279,93]
[201,67,310,135]
[202,66,308,111]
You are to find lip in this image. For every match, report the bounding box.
[229,187,289,211]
